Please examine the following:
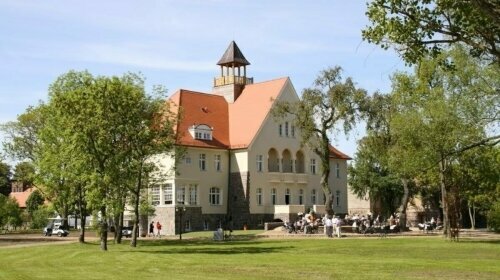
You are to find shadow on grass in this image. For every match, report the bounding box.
[458,239,500,245]
[129,245,292,255]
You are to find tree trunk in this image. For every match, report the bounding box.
[439,158,450,238]
[77,185,86,243]
[131,166,142,248]
[468,202,476,230]
[100,205,108,251]
[398,178,410,232]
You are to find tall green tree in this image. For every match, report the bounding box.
[273,66,367,215]
[0,161,11,196]
[13,162,36,187]
[47,71,176,251]
[0,194,23,230]
[363,0,500,64]
[387,46,499,238]
[25,189,44,218]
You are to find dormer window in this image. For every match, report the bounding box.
[189,124,213,140]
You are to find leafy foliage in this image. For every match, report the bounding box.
[363,0,500,64]
[0,161,11,196]
[273,66,367,214]
[0,194,23,229]
[25,189,44,217]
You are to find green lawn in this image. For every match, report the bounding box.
[0,232,499,280]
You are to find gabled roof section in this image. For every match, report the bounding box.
[329,145,352,160]
[217,41,250,66]
[9,187,34,208]
[228,77,288,148]
[169,89,229,149]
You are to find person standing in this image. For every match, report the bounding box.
[149,221,154,237]
[156,221,162,238]
[323,214,333,238]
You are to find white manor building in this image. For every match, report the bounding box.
[148,41,351,235]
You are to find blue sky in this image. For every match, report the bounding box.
[0,0,408,160]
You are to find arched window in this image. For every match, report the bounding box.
[268,148,279,172]
[209,187,221,205]
[285,188,291,205]
[295,151,305,173]
[282,149,292,173]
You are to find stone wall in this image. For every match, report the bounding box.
[228,171,250,229]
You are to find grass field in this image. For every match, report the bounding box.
[0,231,499,280]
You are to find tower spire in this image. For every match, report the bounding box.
[213,41,253,103]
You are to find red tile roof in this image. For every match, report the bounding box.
[329,145,352,160]
[9,187,35,208]
[168,78,351,159]
[228,77,288,148]
[170,89,230,149]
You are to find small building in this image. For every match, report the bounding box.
[149,41,351,235]
[9,181,35,209]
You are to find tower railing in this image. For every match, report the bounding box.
[214,76,253,87]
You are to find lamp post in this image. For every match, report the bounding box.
[176,206,186,240]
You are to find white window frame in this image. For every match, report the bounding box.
[189,184,198,205]
[163,184,173,205]
[209,187,221,205]
[256,155,263,172]
[214,154,221,172]
[199,153,206,171]
[151,185,160,206]
[176,186,185,205]
[256,188,263,206]
[310,159,316,174]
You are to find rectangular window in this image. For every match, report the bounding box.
[209,187,221,205]
[151,185,160,205]
[271,188,277,205]
[279,124,283,136]
[256,155,263,172]
[189,184,198,205]
[176,186,185,205]
[184,155,191,165]
[291,125,295,137]
[285,121,289,137]
[195,132,203,139]
[214,154,221,171]
[311,189,316,204]
[299,189,304,205]
[310,159,316,174]
[199,154,206,171]
[256,188,263,206]
[336,163,340,178]
[336,190,341,206]
[163,184,173,205]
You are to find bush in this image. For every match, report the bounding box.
[487,201,500,233]
[31,207,51,229]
